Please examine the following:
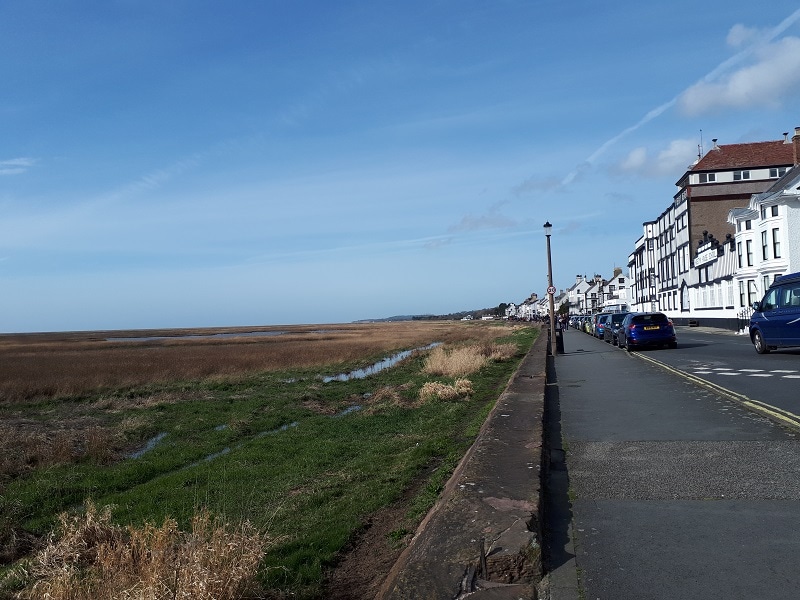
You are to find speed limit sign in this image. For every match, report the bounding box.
[547,286,556,295]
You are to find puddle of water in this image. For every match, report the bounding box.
[335,405,362,417]
[188,422,300,467]
[202,447,230,462]
[255,421,299,437]
[322,343,440,382]
[129,432,168,459]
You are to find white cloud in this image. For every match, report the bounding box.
[726,24,760,48]
[0,157,36,175]
[679,36,800,115]
[619,147,647,172]
[563,8,800,175]
[613,139,697,179]
[656,138,699,174]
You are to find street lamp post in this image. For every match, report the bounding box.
[544,221,557,356]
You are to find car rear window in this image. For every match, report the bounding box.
[631,313,668,325]
[610,313,628,324]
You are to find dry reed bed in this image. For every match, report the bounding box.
[0,321,523,484]
[14,502,269,600]
[0,321,504,404]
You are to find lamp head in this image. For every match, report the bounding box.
[543,221,552,236]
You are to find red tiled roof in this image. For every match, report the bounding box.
[692,140,794,171]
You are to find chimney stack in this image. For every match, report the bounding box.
[793,127,800,166]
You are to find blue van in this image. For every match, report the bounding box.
[749,271,800,354]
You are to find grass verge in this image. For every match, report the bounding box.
[0,321,538,598]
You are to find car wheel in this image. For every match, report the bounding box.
[753,330,770,354]
[623,336,631,351]
[669,342,677,349]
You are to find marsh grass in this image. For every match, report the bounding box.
[12,501,269,600]
[418,379,474,401]
[422,342,519,378]
[0,321,537,598]
[0,322,501,404]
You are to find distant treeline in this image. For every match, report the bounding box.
[365,304,507,322]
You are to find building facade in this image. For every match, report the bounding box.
[729,160,800,323]
[628,129,799,329]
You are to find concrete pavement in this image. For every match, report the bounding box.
[545,328,800,600]
[377,324,800,599]
[378,329,549,599]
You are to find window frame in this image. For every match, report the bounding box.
[769,167,787,178]
[773,228,781,259]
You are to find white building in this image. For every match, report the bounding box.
[560,275,592,315]
[729,159,800,317]
[627,129,799,329]
[599,268,631,312]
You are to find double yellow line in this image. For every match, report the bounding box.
[634,352,800,432]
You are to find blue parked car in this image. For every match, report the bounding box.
[618,312,677,350]
[750,271,800,354]
[594,313,612,339]
[603,312,631,345]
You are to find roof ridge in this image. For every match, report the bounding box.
[692,138,794,171]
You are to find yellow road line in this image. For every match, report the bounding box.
[632,352,800,432]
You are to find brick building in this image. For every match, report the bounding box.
[629,128,800,327]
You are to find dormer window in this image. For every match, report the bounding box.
[698,173,716,183]
[733,170,750,181]
[769,167,787,178]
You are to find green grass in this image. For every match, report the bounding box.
[1,325,538,598]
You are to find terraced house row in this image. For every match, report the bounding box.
[627,126,800,331]
[509,127,800,328]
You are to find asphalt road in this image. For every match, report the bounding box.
[545,327,800,600]
[644,326,800,425]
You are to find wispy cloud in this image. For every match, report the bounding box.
[243,233,456,264]
[614,138,698,178]
[512,175,563,196]
[0,157,36,175]
[447,211,517,233]
[551,8,800,189]
[678,36,800,115]
[100,155,202,205]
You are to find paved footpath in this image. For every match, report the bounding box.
[544,329,800,600]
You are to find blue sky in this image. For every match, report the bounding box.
[3,1,800,332]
